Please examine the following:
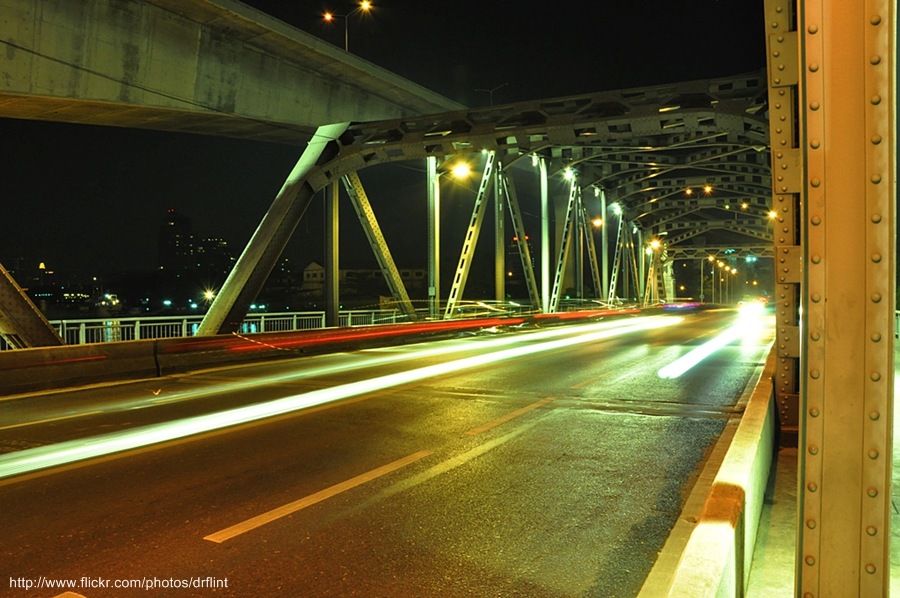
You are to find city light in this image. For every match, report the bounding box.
[563,167,575,180]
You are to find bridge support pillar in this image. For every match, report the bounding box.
[795,0,895,595]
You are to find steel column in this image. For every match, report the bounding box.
[494,164,506,302]
[324,181,340,327]
[797,1,895,596]
[426,157,440,319]
[539,158,550,313]
[600,189,609,301]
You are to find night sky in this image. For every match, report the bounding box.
[1,1,766,281]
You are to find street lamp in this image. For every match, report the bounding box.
[323,1,372,52]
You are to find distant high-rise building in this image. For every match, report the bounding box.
[194,237,235,275]
[158,208,194,272]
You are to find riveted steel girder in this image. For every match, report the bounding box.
[796,0,896,596]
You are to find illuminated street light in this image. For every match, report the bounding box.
[768,210,778,219]
[563,167,575,181]
[592,217,603,228]
[450,161,472,179]
[703,184,713,195]
[611,203,623,216]
[323,1,373,52]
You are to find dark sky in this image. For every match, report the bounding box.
[1,0,767,281]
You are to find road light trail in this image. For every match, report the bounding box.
[0,316,682,480]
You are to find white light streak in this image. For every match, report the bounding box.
[0,316,683,480]
[657,305,768,379]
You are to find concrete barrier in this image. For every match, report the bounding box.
[0,340,159,396]
[651,348,778,596]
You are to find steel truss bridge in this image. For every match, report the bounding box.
[0,2,894,594]
[194,70,772,337]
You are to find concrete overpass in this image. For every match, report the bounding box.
[0,0,463,141]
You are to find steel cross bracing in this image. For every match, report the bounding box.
[499,173,541,311]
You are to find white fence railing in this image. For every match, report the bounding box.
[0,310,409,350]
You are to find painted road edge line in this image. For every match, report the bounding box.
[204,449,432,543]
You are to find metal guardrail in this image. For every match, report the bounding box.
[0,310,403,350]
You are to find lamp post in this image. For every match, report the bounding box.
[323,1,372,52]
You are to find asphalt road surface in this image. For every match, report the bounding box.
[0,308,773,597]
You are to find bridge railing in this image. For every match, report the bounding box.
[0,310,389,350]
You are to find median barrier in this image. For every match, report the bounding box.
[645,348,777,596]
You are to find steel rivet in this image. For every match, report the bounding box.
[871,332,882,342]
[805,556,816,566]
[810,139,820,149]
[777,175,785,181]
[871,134,882,144]
[773,50,782,58]
[775,102,782,109]
[810,369,820,379]
[871,253,882,263]
[871,372,881,382]
[809,407,820,417]
[871,174,882,184]
[809,445,819,455]
[872,213,883,223]
[776,6,783,12]
[777,35,784,41]
[810,101,820,111]
[811,178,821,188]
[811,293,821,303]
[866,564,877,574]
[867,526,877,536]
[774,77,782,85]
[808,482,818,492]
[870,55,882,65]
[778,64,785,71]
[811,332,820,341]
[871,95,882,105]
[779,90,785,96]
[872,293,882,303]
[868,449,879,459]
[870,411,881,421]
[811,255,821,264]
[806,519,816,529]
[808,24,818,34]
[808,63,819,72]
[870,15,882,26]
[811,216,821,225]
[868,487,878,497]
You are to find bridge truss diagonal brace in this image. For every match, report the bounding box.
[500,171,541,311]
[578,204,603,301]
[341,172,417,321]
[549,181,580,312]
[198,122,349,336]
[0,262,63,348]
[444,151,496,319]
